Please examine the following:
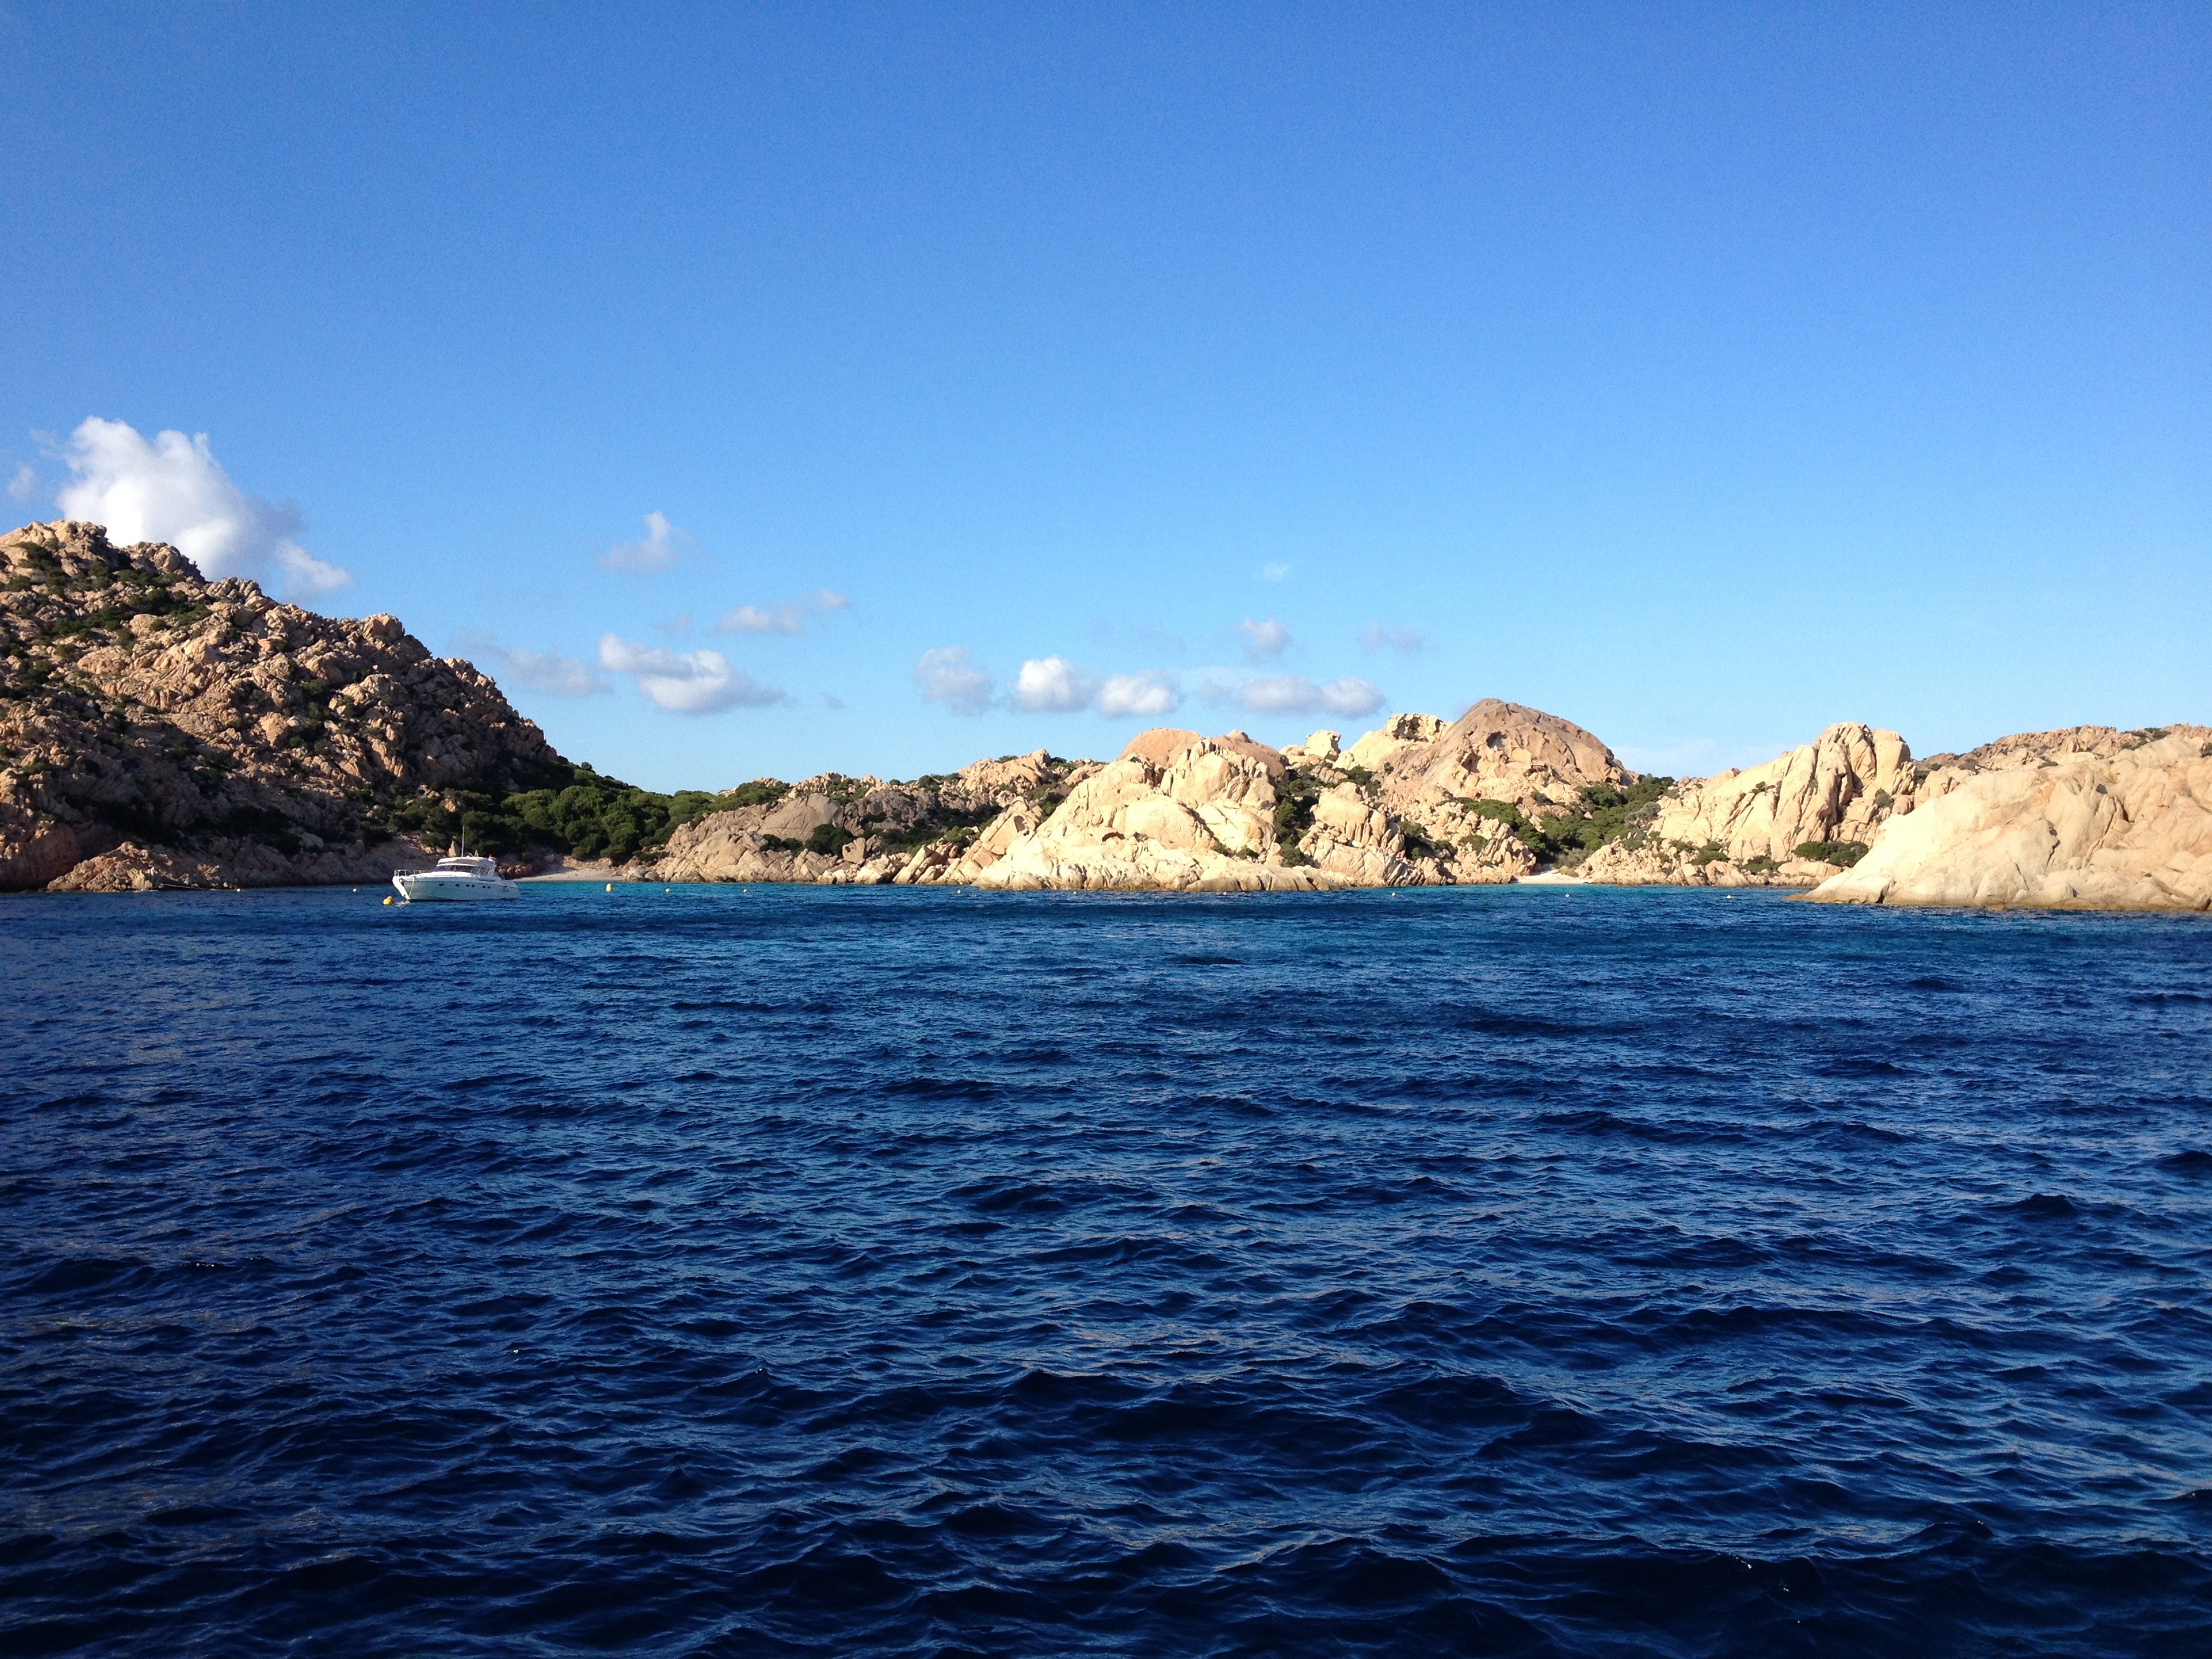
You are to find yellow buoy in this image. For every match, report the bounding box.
[382,895,392,905]
[606,882,613,892]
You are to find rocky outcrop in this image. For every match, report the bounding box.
[1807,726,2211,910]
[960,704,1635,892]
[1581,722,1916,888]
[972,730,1338,890]
[647,752,1099,886]
[1,520,564,890]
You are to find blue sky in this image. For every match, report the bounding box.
[3,3,2205,791]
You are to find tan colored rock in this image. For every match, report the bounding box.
[1807,726,2211,910]
[1281,729,1341,765]
[650,754,1097,886]
[1581,721,1916,888]
[977,735,1343,891]
[0,518,565,891]
[1117,727,1204,767]
[1344,712,1448,773]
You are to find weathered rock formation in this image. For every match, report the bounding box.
[969,729,1335,891]
[647,752,1100,886]
[1806,726,2212,910]
[1580,722,1917,888]
[1,520,564,890]
[12,516,2198,911]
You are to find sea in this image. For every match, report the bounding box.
[3,882,2209,1656]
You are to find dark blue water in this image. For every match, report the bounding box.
[3,885,2209,1656]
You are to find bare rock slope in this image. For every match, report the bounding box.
[1580,722,1917,888]
[1,520,564,890]
[1806,726,2212,911]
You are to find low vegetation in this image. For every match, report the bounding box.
[1793,840,1870,867]
[1458,776,1676,868]
[367,764,743,863]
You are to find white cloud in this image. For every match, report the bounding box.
[913,645,994,716]
[917,649,1184,719]
[718,603,804,634]
[1262,562,1292,581]
[1240,674,1385,718]
[7,464,33,501]
[452,630,610,697]
[53,417,352,599]
[599,510,694,574]
[1010,655,1097,712]
[1237,617,1290,661]
[1097,670,1182,718]
[717,588,848,635]
[1360,621,1425,653]
[597,632,784,712]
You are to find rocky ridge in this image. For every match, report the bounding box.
[1,520,568,891]
[648,751,1102,886]
[10,518,2203,909]
[1578,722,1917,888]
[1805,725,2212,911]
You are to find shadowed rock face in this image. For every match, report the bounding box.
[1806,726,2212,910]
[0,520,564,890]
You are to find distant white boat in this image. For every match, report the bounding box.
[392,850,519,903]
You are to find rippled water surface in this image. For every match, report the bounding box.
[4,884,2210,1656]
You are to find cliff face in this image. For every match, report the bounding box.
[1580,722,1917,888]
[1,520,565,890]
[1806,726,2212,911]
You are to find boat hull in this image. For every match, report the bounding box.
[392,872,520,902]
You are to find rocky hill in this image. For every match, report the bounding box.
[1,520,577,890]
[1578,722,1917,888]
[1805,725,2212,910]
[9,517,2202,909]
[649,750,1101,885]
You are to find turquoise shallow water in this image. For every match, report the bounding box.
[3,883,2209,1655]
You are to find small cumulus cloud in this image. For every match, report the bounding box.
[599,510,694,574]
[1237,617,1290,661]
[452,630,610,697]
[1010,655,1096,712]
[716,589,848,635]
[1238,674,1385,718]
[718,603,803,634]
[1360,621,1424,653]
[7,464,34,502]
[1261,562,1292,581]
[1012,657,1183,717]
[53,417,352,599]
[1097,670,1181,718]
[597,633,784,713]
[914,645,994,716]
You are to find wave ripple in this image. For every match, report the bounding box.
[3,885,2210,1655]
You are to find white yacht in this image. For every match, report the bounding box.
[392,848,520,903]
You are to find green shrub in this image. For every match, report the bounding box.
[1465,776,1675,867]
[1273,768,1325,863]
[722,778,790,808]
[1793,840,1869,867]
[805,824,855,857]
